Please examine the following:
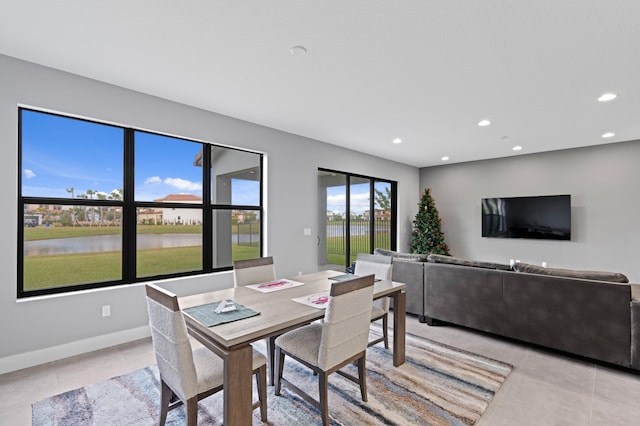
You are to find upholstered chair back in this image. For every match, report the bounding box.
[145,284,198,401]
[318,275,375,370]
[354,253,392,311]
[233,256,276,286]
[354,253,392,280]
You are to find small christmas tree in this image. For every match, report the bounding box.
[410,188,450,255]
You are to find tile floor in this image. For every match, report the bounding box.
[2,315,639,425]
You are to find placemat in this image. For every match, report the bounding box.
[183,300,260,327]
[329,273,381,282]
[246,278,305,293]
[329,273,356,281]
[292,292,330,309]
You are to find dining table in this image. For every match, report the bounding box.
[179,269,406,426]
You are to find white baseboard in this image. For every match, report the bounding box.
[0,326,151,375]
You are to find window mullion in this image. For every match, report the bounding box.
[123,128,136,282]
[202,145,212,271]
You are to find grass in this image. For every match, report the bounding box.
[326,233,391,265]
[23,244,260,291]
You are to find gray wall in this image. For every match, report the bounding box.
[420,141,640,282]
[0,54,419,371]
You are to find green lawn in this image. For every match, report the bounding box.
[23,244,260,291]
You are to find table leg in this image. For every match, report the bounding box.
[392,290,406,366]
[266,336,276,386]
[224,344,253,425]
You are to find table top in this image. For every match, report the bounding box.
[179,269,405,349]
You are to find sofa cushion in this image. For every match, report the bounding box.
[427,254,512,271]
[512,262,629,283]
[373,248,428,262]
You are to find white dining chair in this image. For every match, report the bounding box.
[145,283,267,425]
[274,274,375,426]
[233,256,276,287]
[354,253,393,348]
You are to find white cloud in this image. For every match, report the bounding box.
[350,192,370,214]
[24,169,36,179]
[326,191,370,214]
[144,176,162,184]
[164,177,202,191]
[327,193,346,209]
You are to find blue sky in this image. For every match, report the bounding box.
[326,181,390,215]
[21,110,259,205]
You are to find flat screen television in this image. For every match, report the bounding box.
[481,195,571,240]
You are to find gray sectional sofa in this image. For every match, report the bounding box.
[373,249,640,371]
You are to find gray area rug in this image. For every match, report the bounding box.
[32,332,512,425]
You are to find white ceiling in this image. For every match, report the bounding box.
[2,1,639,168]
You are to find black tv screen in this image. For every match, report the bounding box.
[482,195,571,240]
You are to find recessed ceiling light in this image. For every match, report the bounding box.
[392,138,402,144]
[597,93,617,102]
[290,45,307,56]
[602,132,615,138]
[441,156,449,161]
[512,145,523,151]
[478,119,491,127]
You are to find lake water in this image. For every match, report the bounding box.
[24,233,259,256]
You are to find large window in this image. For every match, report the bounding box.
[317,169,396,270]
[19,108,263,297]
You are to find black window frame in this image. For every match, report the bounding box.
[18,108,263,298]
[318,167,397,269]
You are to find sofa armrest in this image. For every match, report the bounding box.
[632,300,640,370]
[504,273,632,368]
[391,259,425,318]
[631,283,640,301]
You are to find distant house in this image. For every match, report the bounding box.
[363,208,391,221]
[153,194,202,225]
[232,210,246,223]
[137,208,163,225]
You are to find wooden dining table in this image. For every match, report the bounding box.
[179,269,406,426]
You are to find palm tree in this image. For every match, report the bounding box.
[108,189,123,225]
[79,189,95,227]
[96,192,106,226]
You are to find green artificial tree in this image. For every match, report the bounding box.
[410,188,450,255]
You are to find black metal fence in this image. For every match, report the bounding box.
[234,221,260,246]
[326,219,391,255]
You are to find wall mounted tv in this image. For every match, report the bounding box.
[481,195,571,240]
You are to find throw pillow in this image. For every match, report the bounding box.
[427,254,512,271]
[512,262,629,283]
[373,248,428,262]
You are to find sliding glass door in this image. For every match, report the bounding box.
[317,169,396,271]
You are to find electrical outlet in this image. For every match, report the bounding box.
[102,305,111,317]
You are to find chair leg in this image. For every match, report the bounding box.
[357,355,368,402]
[319,370,330,426]
[382,314,389,349]
[256,365,268,422]
[274,347,285,396]
[159,380,173,426]
[185,397,198,426]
